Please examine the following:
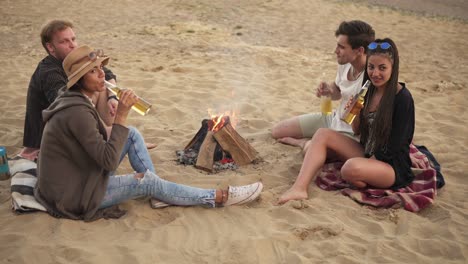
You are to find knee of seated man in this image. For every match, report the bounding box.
[271,123,285,139]
[313,128,332,141]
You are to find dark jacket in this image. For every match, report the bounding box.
[34,89,128,221]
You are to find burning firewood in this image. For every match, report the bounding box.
[213,123,257,166]
[195,131,217,172]
[177,115,258,172]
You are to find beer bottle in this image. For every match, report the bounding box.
[341,80,371,124]
[104,81,153,116]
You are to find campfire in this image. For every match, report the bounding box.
[176,114,258,172]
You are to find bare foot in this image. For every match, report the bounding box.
[277,137,308,149]
[146,142,157,149]
[277,187,308,205]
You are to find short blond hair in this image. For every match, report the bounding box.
[40,20,74,54]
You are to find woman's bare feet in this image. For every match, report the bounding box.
[277,187,308,205]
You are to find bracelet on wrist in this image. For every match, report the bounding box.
[107,95,118,101]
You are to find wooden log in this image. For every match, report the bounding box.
[213,123,257,165]
[195,131,217,172]
[185,119,210,150]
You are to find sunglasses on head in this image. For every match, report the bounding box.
[88,49,104,61]
[67,49,105,82]
[368,42,391,50]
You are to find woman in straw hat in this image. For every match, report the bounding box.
[34,45,263,221]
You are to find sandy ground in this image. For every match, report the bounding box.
[0,0,467,263]
[356,0,468,20]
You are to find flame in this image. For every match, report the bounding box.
[207,108,238,132]
[212,114,225,132]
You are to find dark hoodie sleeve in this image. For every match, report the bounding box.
[67,107,128,171]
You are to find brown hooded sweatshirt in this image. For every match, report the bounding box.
[34,88,129,221]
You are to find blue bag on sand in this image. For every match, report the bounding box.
[415,145,445,189]
[0,146,11,180]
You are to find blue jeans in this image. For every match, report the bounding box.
[113,126,155,174]
[100,126,216,208]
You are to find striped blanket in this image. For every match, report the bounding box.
[9,157,127,221]
[9,157,46,213]
[315,144,438,212]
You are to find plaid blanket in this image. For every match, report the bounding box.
[315,144,438,212]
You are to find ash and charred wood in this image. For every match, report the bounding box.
[195,131,217,172]
[213,123,257,165]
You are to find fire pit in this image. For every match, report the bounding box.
[176,115,258,172]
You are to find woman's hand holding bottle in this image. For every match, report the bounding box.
[114,89,138,126]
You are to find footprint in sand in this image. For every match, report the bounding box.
[291,200,309,210]
[293,225,343,241]
[254,55,279,68]
[431,80,463,93]
[141,66,164,72]
[171,67,190,73]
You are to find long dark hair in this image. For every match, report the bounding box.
[359,38,400,152]
[69,78,84,91]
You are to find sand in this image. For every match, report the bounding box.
[0,0,467,263]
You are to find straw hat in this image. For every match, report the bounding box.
[63,45,109,88]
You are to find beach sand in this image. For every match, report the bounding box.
[0,0,467,263]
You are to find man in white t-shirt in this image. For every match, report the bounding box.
[272,20,375,150]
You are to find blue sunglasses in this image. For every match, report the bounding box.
[368,42,391,50]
